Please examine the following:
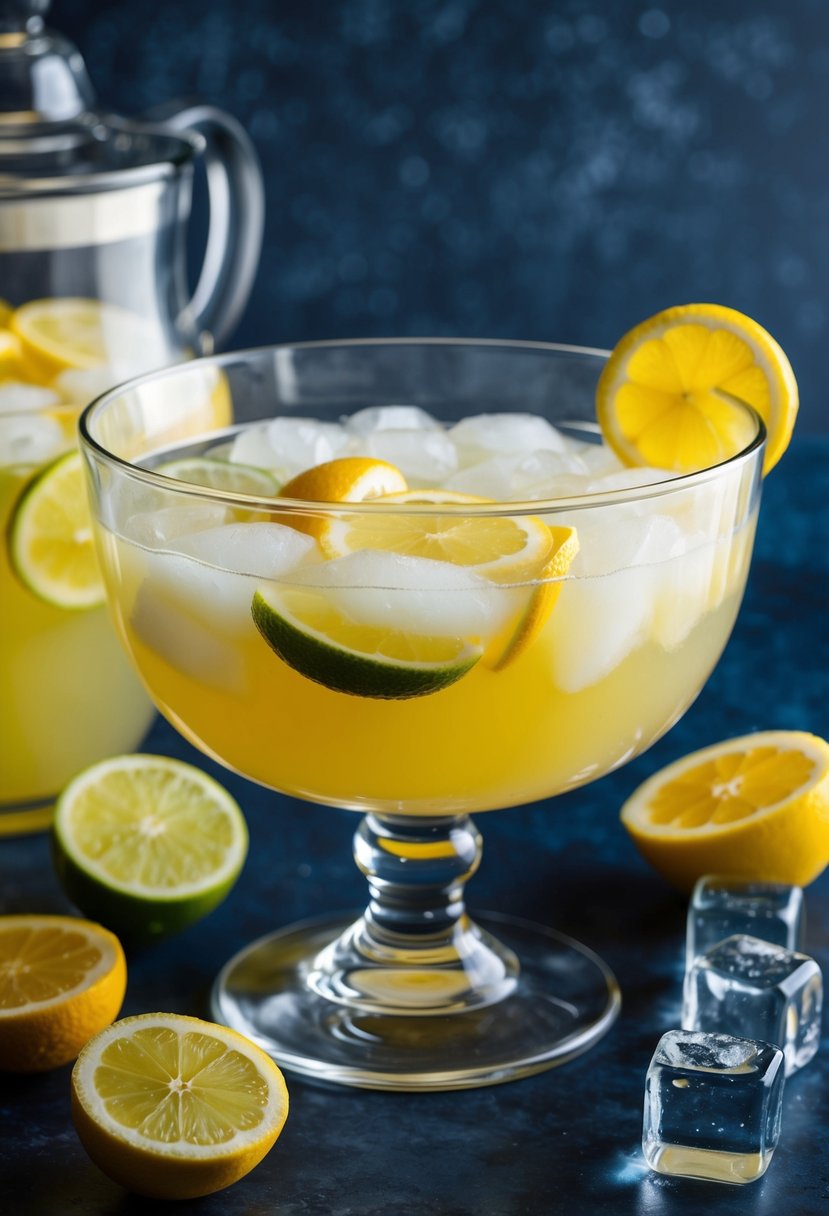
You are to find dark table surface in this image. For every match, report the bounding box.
[2,438,828,1216]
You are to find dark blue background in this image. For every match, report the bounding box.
[56,0,829,431]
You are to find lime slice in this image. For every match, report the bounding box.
[53,755,249,944]
[157,456,279,496]
[252,586,482,699]
[7,450,104,608]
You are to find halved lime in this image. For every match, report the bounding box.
[7,449,104,608]
[156,456,278,496]
[252,586,482,699]
[53,755,248,945]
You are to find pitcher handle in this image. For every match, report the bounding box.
[150,101,265,350]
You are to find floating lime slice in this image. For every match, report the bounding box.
[252,586,482,699]
[156,456,278,496]
[53,755,248,945]
[7,449,104,609]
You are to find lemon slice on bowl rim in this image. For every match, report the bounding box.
[0,914,126,1072]
[596,303,798,475]
[71,1012,289,1201]
[7,449,104,608]
[620,731,829,892]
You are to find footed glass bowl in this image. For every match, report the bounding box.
[80,340,764,1089]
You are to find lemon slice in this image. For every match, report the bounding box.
[485,525,579,670]
[53,755,249,945]
[0,328,23,376]
[11,298,165,380]
[597,304,798,475]
[0,914,126,1072]
[252,587,482,699]
[621,731,829,892]
[156,456,279,497]
[8,449,104,608]
[323,489,555,582]
[71,1013,289,1200]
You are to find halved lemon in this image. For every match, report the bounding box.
[322,488,555,582]
[621,731,829,892]
[71,1013,289,1200]
[0,328,23,377]
[7,449,104,608]
[597,304,798,475]
[252,586,482,699]
[0,914,126,1072]
[278,456,409,538]
[53,754,249,945]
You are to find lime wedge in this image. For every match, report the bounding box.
[7,450,104,608]
[156,456,278,496]
[53,755,248,944]
[252,586,482,699]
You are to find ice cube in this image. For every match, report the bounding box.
[683,935,822,1076]
[0,414,66,466]
[288,549,523,639]
[173,522,318,577]
[121,505,231,547]
[353,429,458,485]
[687,877,805,970]
[229,417,350,478]
[547,565,654,693]
[345,405,442,434]
[449,413,569,463]
[52,366,117,406]
[589,466,676,493]
[643,1028,785,1184]
[446,450,590,500]
[0,380,62,413]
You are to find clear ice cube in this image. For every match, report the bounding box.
[449,412,568,462]
[0,414,66,466]
[643,1029,785,1184]
[344,405,442,434]
[683,934,822,1076]
[229,417,349,478]
[354,428,458,484]
[687,876,805,968]
[445,450,589,500]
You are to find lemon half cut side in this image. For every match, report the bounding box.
[621,731,829,892]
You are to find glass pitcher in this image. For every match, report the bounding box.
[0,0,264,834]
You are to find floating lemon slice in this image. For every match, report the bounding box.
[71,1013,289,1200]
[252,587,482,700]
[7,449,104,608]
[597,304,798,475]
[0,914,126,1072]
[322,488,555,582]
[485,525,579,670]
[11,298,164,379]
[621,731,829,892]
[53,754,249,945]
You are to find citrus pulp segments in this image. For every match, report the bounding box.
[7,449,105,608]
[620,731,829,892]
[596,303,798,475]
[0,915,126,1072]
[53,755,249,945]
[252,586,483,700]
[71,1013,289,1200]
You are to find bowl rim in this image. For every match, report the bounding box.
[78,336,767,516]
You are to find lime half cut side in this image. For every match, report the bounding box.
[252,586,483,700]
[156,456,279,497]
[8,450,104,609]
[53,755,249,944]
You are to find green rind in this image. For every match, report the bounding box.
[251,589,481,700]
[51,837,243,947]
